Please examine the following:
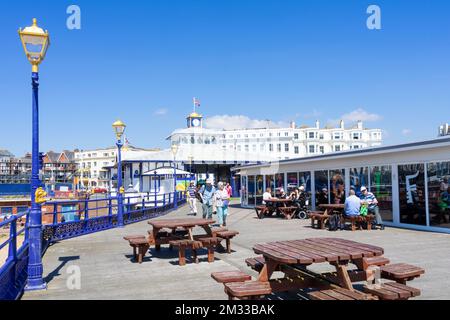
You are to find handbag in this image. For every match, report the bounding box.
[360,204,368,216]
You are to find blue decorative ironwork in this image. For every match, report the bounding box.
[0,211,29,300]
[0,191,186,300]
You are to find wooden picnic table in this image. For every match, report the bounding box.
[148,218,215,244]
[319,204,345,215]
[265,198,298,219]
[253,237,384,292]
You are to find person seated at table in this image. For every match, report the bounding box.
[263,188,275,205]
[344,189,361,217]
[278,188,288,199]
[289,187,300,202]
[360,186,384,230]
[317,188,329,206]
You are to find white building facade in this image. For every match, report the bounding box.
[74,146,159,189]
[170,112,382,161]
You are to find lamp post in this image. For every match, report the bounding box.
[19,18,50,292]
[171,144,179,209]
[112,120,126,227]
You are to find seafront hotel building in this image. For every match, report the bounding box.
[236,136,450,233]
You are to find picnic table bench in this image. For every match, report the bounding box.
[213,237,423,300]
[123,218,240,266]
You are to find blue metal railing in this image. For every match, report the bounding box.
[42,191,186,243]
[0,191,186,300]
[0,210,29,300]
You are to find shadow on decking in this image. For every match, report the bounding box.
[124,247,222,265]
[44,255,80,283]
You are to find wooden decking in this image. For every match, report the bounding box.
[22,202,450,300]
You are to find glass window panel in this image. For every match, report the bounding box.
[370,166,393,222]
[330,169,345,204]
[427,161,450,228]
[350,167,369,196]
[255,175,264,205]
[287,172,298,193]
[265,175,275,194]
[248,175,256,207]
[314,170,329,206]
[398,164,426,226]
[241,176,248,206]
[275,173,284,190]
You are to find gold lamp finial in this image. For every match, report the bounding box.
[32,18,37,26]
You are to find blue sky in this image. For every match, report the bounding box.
[0,0,449,156]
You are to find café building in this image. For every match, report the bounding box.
[235,136,450,233]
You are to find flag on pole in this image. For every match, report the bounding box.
[193,97,201,107]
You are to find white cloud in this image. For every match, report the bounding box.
[204,115,287,130]
[341,108,382,122]
[402,129,412,136]
[154,108,168,116]
[327,108,382,126]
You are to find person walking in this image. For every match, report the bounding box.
[215,182,230,227]
[226,183,233,198]
[199,178,216,219]
[186,181,198,215]
[360,186,384,230]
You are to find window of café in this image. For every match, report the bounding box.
[256,175,264,205]
[265,175,275,193]
[287,172,298,193]
[398,164,426,226]
[370,166,393,222]
[247,175,256,207]
[330,169,345,204]
[427,161,450,228]
[299,171,312,199]
[275,173,285,190]
[350,167,369,195]
[314,170,329,206]
[241,176,248,206]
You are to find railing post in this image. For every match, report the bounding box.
[163,193,166,207]
[52,203,58,224]
[8,217,17,262]
[141,198,145,216]
[108,197,112,226]
[84,198,89,220]
[24,211,30,241]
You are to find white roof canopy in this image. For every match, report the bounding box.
[142,167,191,176]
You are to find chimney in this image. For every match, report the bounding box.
[340,120,344,129]
[357,120,363,129]
[315,120,320,129]
[290,121,296,129]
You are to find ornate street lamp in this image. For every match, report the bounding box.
[171,143,179,209]
[112,120,126,227]
[19,18,50,292]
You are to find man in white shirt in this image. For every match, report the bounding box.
[263,188,274,205]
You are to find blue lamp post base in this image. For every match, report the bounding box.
[25,281,47,291]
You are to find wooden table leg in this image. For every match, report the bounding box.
[226,238,231,254]
[258,259,279,282]
[207,246,214,263]
[179,246,186,266]
[331,261,354,291]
